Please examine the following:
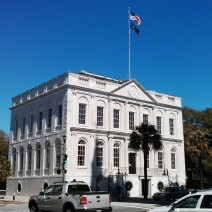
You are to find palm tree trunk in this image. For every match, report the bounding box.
[143,150,148,200]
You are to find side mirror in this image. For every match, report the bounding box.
[39,192,44,196]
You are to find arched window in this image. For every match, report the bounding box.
[78,140,86,166]
[96,141,104,167]
[113,143,120,167]
[171,148,176,169]
[55,140,62,168]
[27,145,32,171]
[12,148,16,175]
[36,143,41,169]
[19,146,24,171]
[46,142,51,168]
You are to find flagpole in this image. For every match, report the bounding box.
[128,7,131,80]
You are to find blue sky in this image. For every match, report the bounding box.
[1,0,212,134]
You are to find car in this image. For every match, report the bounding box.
[28,180,112,212]
[149,190,212,211]
[152,186,189,201]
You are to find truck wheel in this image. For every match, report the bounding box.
[29,204,38,212]
[64,207,74,212]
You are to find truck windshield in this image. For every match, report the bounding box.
[68,185,90,193]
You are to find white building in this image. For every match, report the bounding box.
[7,71,186,198]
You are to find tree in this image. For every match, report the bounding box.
[0,156,11,181]
[183,107,212,189]
[0,130,11,181]
[129,123,162,200]
[185,130,211,189]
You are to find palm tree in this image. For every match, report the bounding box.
[129,123,162,200]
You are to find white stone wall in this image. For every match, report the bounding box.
[7,71,186,198]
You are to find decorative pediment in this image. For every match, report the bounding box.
[111,80,156,103]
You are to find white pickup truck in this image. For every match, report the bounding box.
[28,180,112,212]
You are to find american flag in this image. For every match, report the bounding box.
[130,11,141,25]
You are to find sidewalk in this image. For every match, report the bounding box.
[0,195,29,203]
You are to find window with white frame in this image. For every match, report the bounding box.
[171,148,176,169]
[79,103,86,124]
[156,116,162,134]
[27,145,32,171]
[21,116,26,137]
[29,114,34,133]
[14,119,18,138]
[19,146,24,171]
[113,109,120,128]
[46,142,51,169]
[36,143,41,169]
[96,141,104,167]
[12,148,16,174]
[169,118,174,135]
[38,111,43,131]
[56,141,62,168]
[97,106,104,127]
[113,143,120,167]
[147,151,149,168]
[78,140,86,166]
[57,104,63,126]
[143,114,148,124]
[158,151,163,169]
[128,152,136,174]
[129,112,135,130]
[47,108,52,129]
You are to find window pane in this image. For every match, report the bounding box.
[48,108,52,129]
[46,143,51,168]
[79,104,86,124]
[97,107,103,127]
[56,141,61,168]
[158,152,163,169]
[143,114,148,124]
[36,144,41,169]
[113,143,120,167]
[169,118,174,135]
[58,105,63,125]
[22,117,26,136]
[14,119,18,138]
[176,195,200,208]
[96,141,103,167]
[156,116,162,134]
[28,145,32,170]
[38,111,43,131]
[171,152,176,169]
[147,152,149,168]
[129,112,135,130]
[201,195,212,208]
[78,140,85,166]
[113,109,119,128]
[20,147,24,171]
[30,114,34,133]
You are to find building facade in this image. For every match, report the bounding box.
[7,71,186,198]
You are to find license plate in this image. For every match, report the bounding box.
[96,210,101,212]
